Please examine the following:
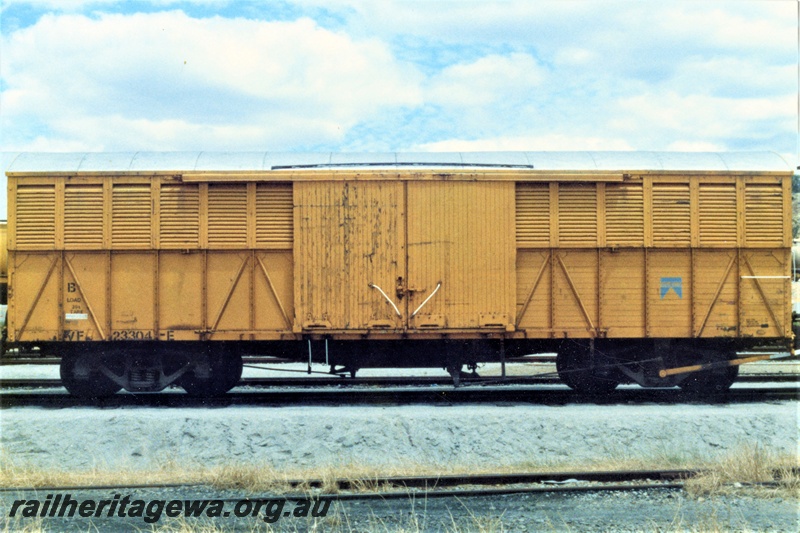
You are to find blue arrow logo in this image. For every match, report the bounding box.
[660,277,683,299]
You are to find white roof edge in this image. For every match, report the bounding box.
[2,151,794,173]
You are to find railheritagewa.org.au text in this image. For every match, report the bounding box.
[8,494,331,524]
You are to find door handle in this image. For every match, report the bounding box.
[368,283,402,317]
[411,281,442,318]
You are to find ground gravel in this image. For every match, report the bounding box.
[2,485,797,531]
[1,365,797,531]
[1,400,797,472]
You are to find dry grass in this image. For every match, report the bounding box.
[142,502,508,533]
[684,442,799,498]
[2,443,797,500]
[0,453,206,490]
[1,515,46,533]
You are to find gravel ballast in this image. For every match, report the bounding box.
[2,401,797,472]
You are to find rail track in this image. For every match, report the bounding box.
[0,375,563,390]
[3,467,795,499]
[0,372,797,391]
[4,467,794,532]
[0,383,796,408]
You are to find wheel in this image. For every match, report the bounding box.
[219,348,244,392]
[556,341,620,394]
[679,362,739,394]
[60,351,122,398]
[180,346,243,396]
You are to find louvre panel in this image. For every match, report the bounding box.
[652,183,690,246]
[256,183,293,249]
[558,184,596,246]
[208,184,247,247]
[16,185,56,249]
[698,184,737,246]
[112,185,152,247]
[606,183,644,246]
[160,184,200,247]
[64,185,103,248]
[745,184,783,246]
[516,184,550,247]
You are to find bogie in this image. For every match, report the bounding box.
[60,351,123,398]
[58,343,243,397]
[555,340,621,394]
[179,346,243,396]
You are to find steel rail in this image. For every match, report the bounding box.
[0,386,796,408]
[276,483,687,501]
[0,374,797,391]
[0,375,561,389]
[0,356,562,366]
[4,467,795,497]
[0,468,694,493]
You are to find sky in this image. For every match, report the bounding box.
[0,0,797,161]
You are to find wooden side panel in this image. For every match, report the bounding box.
[159,252,204,338]
[63,252,107,341]
[255,251,294,331]
[739,249,789,338]
[552,250,597,337]
[0,223,8,289]
[110,253,155,335]
[407,181,515,329]
[693,249,738,338]
[9,252,60,341]
[599,250,645,338]
[646,250,692,337]
[206,252,251,334]
[295,181,404,330]
[515,250,551,331]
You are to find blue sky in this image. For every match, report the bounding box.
[0,0,797,160]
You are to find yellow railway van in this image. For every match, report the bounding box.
[0,221,7,304]
[3,151,793,396]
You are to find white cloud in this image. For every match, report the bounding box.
[615,92,794,139]
[553,47,598,67]
[654,3,795,56]
[670,57,794,97]
[427,53,545,107]
[415,135,633,152]
[666,141,727,152]
[0,0,217,11]
[0,10,423,150]
[0,0,118,10]
[0,1,795,158]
